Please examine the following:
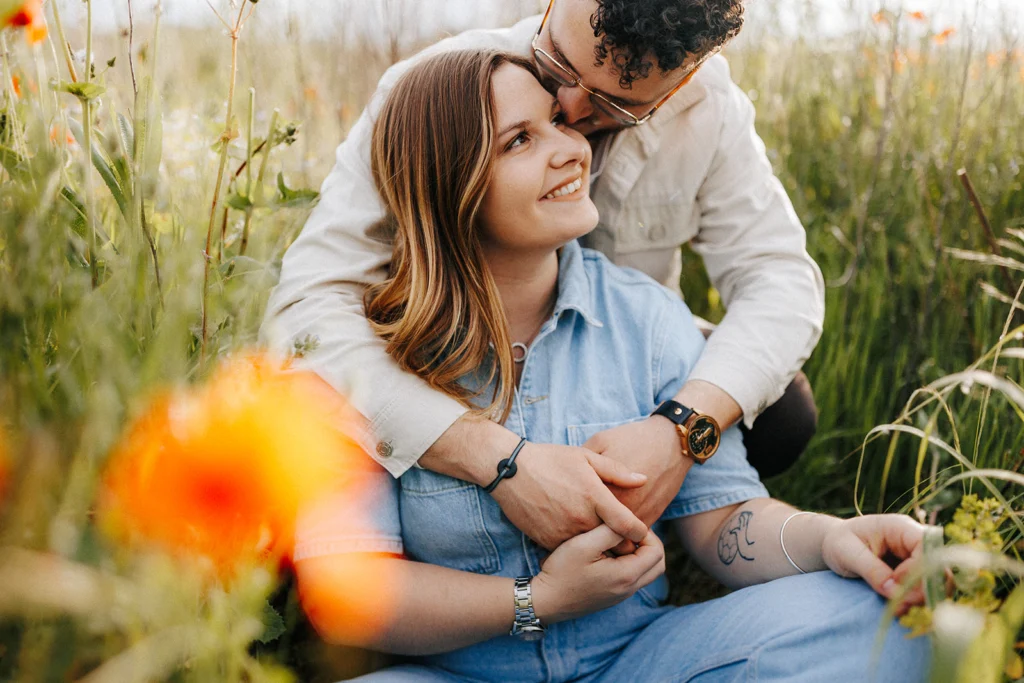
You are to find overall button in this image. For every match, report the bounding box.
[376,440,394,458]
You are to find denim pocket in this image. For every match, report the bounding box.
[566,416,647,448]
[399,468,501,574]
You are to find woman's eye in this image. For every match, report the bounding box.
[507,132,529,150]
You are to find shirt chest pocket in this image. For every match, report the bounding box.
[399,468,501,574]
[606,192,700,255]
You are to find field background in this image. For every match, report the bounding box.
[1,0,1023,680]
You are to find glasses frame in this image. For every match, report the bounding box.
[531,0,718,127]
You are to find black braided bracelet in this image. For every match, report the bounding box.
[483,437,527,494]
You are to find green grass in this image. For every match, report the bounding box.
[1,2,1023,681]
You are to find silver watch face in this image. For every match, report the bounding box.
[514,625,545,641]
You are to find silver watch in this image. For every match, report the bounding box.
[509,577,545,640]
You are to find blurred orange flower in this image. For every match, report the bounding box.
[100,354,362,577]
[908,11,927,22]
[10,75,21,98]
[872,10,891,25]
[933,27,956,45]
[49,125,75,146]
[4,0,47,44]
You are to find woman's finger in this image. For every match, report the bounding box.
[585,451,647,489]
[563,523,628,558]
[835,532,898,598]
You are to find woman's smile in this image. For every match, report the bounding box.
[542,176,585,201]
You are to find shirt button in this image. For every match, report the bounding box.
[376,440,394,458]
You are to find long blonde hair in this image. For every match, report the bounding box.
[365,50,537,423]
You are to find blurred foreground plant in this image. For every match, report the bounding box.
[100,353,356,578]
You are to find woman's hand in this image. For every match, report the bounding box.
[821,514,928,615]
[531,525,665,624]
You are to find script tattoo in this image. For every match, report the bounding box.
[717,511,756,565]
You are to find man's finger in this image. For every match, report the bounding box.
[585,451,647,489]
[593,488,648,543]
[608,531,665,579]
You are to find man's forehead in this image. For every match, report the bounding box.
[548,0,683,101]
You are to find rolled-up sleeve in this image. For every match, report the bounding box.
[687,76,825,428]
[260,66,468,477]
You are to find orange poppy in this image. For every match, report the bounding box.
[908,11,927,22]
[872,10,890,25]
[4,0,47,44]
[10,75,21,98]
[100,354,365,578]
[933,27,956,45]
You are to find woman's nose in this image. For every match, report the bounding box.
[556,85,594,125]
[549,129,587,170]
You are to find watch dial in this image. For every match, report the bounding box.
[688,416,720,457]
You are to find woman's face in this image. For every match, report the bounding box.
[478,63,599,256]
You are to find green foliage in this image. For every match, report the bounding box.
[1,3,1023,682]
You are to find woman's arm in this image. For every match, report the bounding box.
[296,554,518,655]
[296,525,666,656]
[674,499,928,604]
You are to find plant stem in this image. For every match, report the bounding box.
[957,169,1015,295]
[48,0,78,83]
[239,87,255,258]
[201,1,250,361]
[83,0,97,288]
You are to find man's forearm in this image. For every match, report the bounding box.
[675,498,840,589]
[673,379,743,430]
[418,414,522,487]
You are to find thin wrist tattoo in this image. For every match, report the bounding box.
[717,511,756,565]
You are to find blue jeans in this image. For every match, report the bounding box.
[347,572,930,683]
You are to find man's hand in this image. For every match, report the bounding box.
[490,441,650,550]
[584,416,692,553]
[420,414,649,551]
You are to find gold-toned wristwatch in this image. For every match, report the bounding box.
[652,399,721,464]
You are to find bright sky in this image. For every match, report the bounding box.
[69,0,1024,41]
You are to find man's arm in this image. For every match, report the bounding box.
[687,63,826,430]
[263,24,648,550]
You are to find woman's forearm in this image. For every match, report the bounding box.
[674,498,841,589]
[296,554,522,656]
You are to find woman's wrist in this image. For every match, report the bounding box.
[528,572,562,624]
[784,511,841,574]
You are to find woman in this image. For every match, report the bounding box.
[294,50,931,682]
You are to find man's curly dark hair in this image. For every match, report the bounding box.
[590,0,745,89]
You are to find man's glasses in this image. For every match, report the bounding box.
[531,0,717,127]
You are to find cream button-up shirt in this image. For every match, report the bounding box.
[261,15,825,476]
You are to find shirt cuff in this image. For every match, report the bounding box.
[688,351,783,430]
[354,386,469,477]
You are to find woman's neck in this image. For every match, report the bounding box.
[484,249,560,346]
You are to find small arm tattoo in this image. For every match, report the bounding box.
[717,510,756,565]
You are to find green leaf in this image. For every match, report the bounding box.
[225,192,253,211]
[257,601,286,644]
[116,112,135,163]
[68,119,130,219]
[51,80,107,101]
[0,145,29,183]
[275,172,319,209]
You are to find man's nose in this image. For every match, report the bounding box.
[556,86,594,125]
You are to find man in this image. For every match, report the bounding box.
[262,0,825,552]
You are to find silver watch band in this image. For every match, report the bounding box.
[510,577,545,640]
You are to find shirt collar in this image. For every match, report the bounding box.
[552,240,604,328]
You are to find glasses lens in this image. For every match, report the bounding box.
[534,49,577,88]
[590,95,639,126]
